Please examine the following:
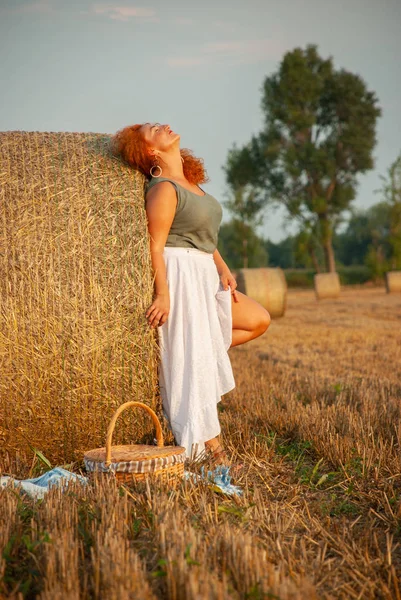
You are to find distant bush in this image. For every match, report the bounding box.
[338,265,373,285]
[284,265,377,288]
[284,269,315,288]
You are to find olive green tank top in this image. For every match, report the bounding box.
[145,176,223,254]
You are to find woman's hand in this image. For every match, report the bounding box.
[146,293,170,328]
[213,249,240,303]
[219,267,239,303]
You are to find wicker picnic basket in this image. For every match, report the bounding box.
[84,401,186,485]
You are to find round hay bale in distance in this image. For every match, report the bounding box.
[314,272,341,300]
[385,271,401,293]
[235,268,287,318]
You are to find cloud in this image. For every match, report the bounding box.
[91,4,156,21]
[211,20,238,33]
[2,1,157,20]
[203,39,283,62]
[167,38,284,69]
[173,17,194,25]
[1,0,55,14]
[166,57,207,68]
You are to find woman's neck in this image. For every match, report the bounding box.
[156,148,184,180]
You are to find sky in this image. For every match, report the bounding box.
[1,0,400,242]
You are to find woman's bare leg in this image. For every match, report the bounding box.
[231,291,271,347]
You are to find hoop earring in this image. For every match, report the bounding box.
[150,164,162,178]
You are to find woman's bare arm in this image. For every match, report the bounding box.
[145,182,177,326]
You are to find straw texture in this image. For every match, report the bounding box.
[0,131,160,466]
[385,270,401,293]
[236,268,287,318]
[314,272,341,300]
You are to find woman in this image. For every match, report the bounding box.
[112,122,270,467]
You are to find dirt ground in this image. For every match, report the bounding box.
[242,286,401,387]
[2,286,401,599]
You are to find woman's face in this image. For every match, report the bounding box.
[141,122,180,156]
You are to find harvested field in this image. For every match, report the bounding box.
[1,287,401,599]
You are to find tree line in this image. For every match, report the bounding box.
[221,44,401,277]
[219,180,401,279]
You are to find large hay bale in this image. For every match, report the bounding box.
[314,272,341,300]
[235,268,287,318]
[385,271,401,293]
[0,131,160,466]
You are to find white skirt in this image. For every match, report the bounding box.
[158,247,235,460]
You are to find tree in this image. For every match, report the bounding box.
[363,202,393,279]
[224,45,381,272]
[293,220,322,272]
[264,236,295,268]
[265,230,324,270]
[333,209,374,265]
[222,184,265,268]
[218,219,268,270]
[378,152,401,269]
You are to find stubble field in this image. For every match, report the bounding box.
[1,286,401,599]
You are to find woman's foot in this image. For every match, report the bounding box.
[205,441,244,476]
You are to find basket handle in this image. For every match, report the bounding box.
[105,401,164,467]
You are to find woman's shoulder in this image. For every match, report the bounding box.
[146,176,179,192]
[145,178,181,210]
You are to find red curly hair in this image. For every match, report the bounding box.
[111,124,209,185]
